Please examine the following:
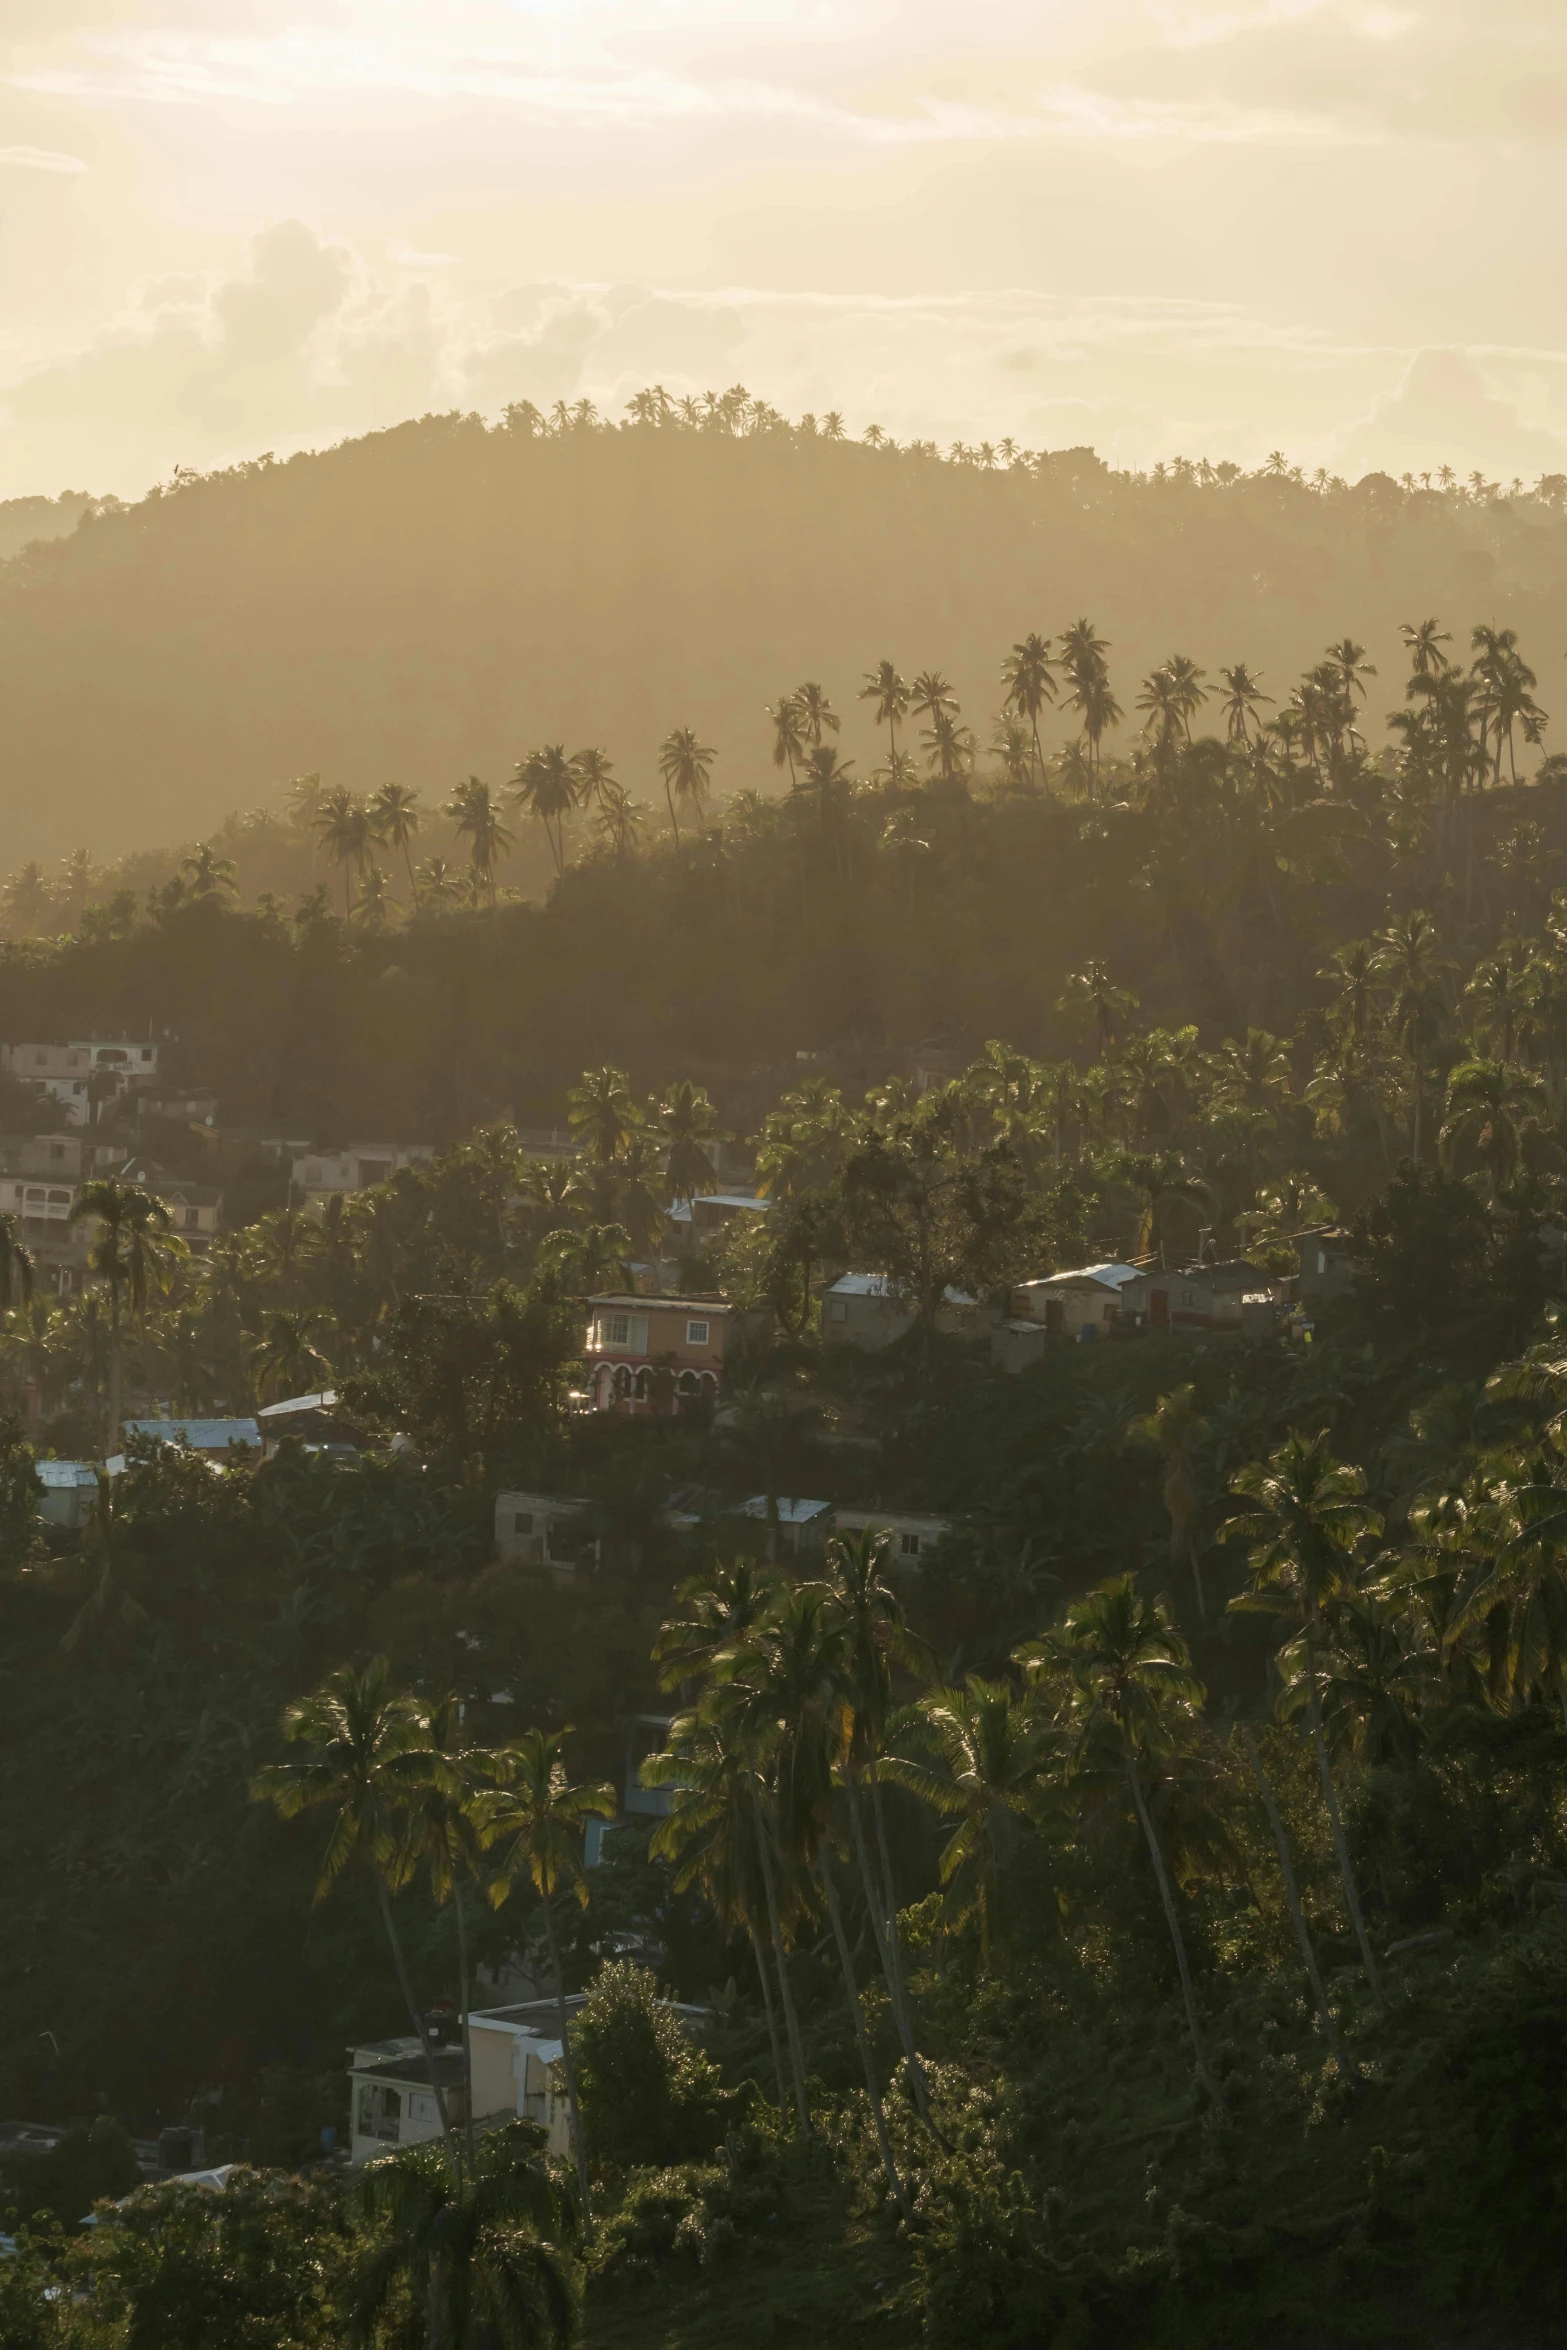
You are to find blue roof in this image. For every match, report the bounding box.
[124,1418,260,1450]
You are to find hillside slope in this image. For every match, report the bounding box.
[3,411,1567,863]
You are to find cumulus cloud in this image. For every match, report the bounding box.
[1332,349,1567,483]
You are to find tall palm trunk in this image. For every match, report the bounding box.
[375,1877,455,2144]
[453,1875,476,2167]
[105,1279,122,1456]
[542,1899,593,2236]
[756,1821,810,2131]
[1303,1628,1383,2006]
[847,1774,936,2132]
[747,1920,789,2122]
[1241,1729,1354,2078]
[815,1840,907,2212]
[1125,1758,1222,2106]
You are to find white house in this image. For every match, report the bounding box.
[734,1495,834,1556]
[36,1459,98,1528]
[1120,1261,1286,1334]
[494,1490,597,1571]
[292,1142,435,1207]
[0,1040,160,1126]
[831,1506,953,1566]
[821,1274,986,1351]
[349,2001,585,2167]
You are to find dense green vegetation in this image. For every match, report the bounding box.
[6,587,1567,2341]
[4,387,1567,866]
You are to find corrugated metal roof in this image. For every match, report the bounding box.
[124,1418,260,1450]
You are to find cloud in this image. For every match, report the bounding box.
[1331,348,1567,483]
[0,144,87,170]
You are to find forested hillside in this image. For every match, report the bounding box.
[4,389,1567,863]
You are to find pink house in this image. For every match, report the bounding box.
[584,1294,769,1416]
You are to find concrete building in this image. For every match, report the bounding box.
[831,1506,953,1566]
[292,1142,435,1206]
[1,1040,160,1127]
[583,1294,769,1416]
[1294,1227,1357,1312]
[821,1273,985,1350]
[1120,1261,1286,1335]
[494,1490,597,1570]
[1008,1263,1142,1339]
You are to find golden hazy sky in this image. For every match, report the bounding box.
[2,0,1565,497]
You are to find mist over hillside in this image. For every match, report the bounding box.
[4,399,1567,867]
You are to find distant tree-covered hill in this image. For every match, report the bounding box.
[4,395,1567,863]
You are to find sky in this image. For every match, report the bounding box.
[2,0,1567,499]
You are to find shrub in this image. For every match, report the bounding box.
[571,1961,733,2171]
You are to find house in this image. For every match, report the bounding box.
[1294,1226,1357,1311]
[1120,1260,1286,1334]
[831,1506,952,1566]
[0,1174,78,1233]
[115,1159,223,1247]
[494,1490,597,1570]
[1008,1263,1142,1339]
[256,1390,364,1461]
[348,2001,585,2167]
[0,1040,160,1127]
[734,1494,834,1556]
[0,1133,104,1180]
[586,1713,677,1863]
[36,1459,98,1527]
[662,1190,771,1250]
[122,1417,260,1461]
[291,1142,435,1207]
[583,1294,769,1415]
[821,1274,986,1351]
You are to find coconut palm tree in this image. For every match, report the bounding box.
[657,1080,719,1205]
[1400,617,1451,678]
[909,669,957,731]
[315,788,372,918]
[398,1693,497,2168]
[1371,909,1449,1162]
[565,1065,641,1165]
[1222,1434,1384,2002]
[1127,1385,1212,1616]
[446,777,514,905]
[180,842,238,899]
[348,2123,578,2350]
[250,1307,335,1405]
[250,1658,454,2139]
[1219,662,1272,745]
[767,694,809,790]
[883,1674,1049,1969]
[481,1729,616,2235]
[512,747,581,878]
[0,1214,35,1312]
[370,782,423,901]
[859,660,910,766]
[591,781,646,861]
[355,863,395,929]
[656,727,716,847]
[791,682,839,747]
[1440,1058,1544,1201]
[70,1180,186,1452]
[1058,960,1139,1054]
[999,634,1056,781]
[1040,1577,1222,2103]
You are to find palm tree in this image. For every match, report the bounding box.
[1043,1577,1222,2104]
[1058,960,1139,1053]
[1324,637,1376,709]
[399,1694,496,2168]
[512,747,581,879]
[1400,617,1451,679]
[791,682,839,747]
[883,1675,1049,1968]
[767,695,808,790]
[999,634,1056,781]
[565,1065,641,1165]
[250,1658,454,2139]
[1059,618,1119,768]
[1219,662,1272,745]
[1440,1059,1544,1201]
[920,708,976,788]
[446,777,514,905]
[370,782,423,901]
[591,781,646,860]
[250,1307,335,1404]
[859,660,910,766]
[643,1708,801,2130]
[1238,1724,1354,2077]
[1371,909,1449,1162]
[0,1213,35,1312]
[657,727,716,847]
[348,2122,578,2349]
[70,1180,186,1452]
[356,863,395,929]
[657,1079,719,1205]
[3,861,57,936]
[315,788,372,918]
[1127,1384,1212,1616]
[180,842,237,899]
[726,1583,908,2211]
[481,1729,616,2236]
[1222,1434,1384,2003]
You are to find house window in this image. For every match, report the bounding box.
[686,1319,710,1346]
[899,1532,922,1559]
[513,1513,534,1537]
[608,1312,631,1347]
[184,1208,199,1229]
[357,2084,401,2142]
[407,2092,437,2124]
[827,1300,849,1323]
[140,1048,152,1062]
